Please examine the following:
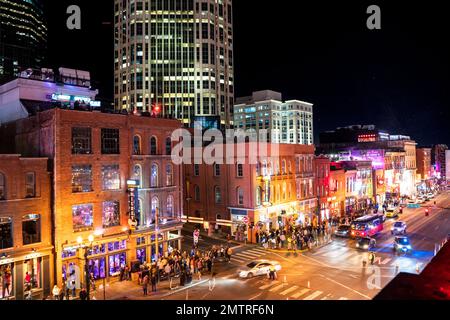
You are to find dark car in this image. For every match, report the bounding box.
[334,225,351,238]
[356,237,376,251]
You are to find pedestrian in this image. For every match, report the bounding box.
[150,273,157,292]
[142,275,149,296]
[52,285,60,300]
[79,287,88,300]
[226,247,233,263]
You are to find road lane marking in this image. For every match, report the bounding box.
[235,252,260,258]
[259,281,279,290]
[320,275,371,300]
[269,283,287,292]
[279,285,299,296]
[380,258,392,265]
[231,257,246,263]
[247,249,268,255]
[241,251,263,258]
[291,288,310,299]
[303,290,323,300]
[249,292,263,300]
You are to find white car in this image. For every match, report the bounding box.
[238,260,281,278]
[391,221,407,235]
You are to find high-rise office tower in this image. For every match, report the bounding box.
[0,0,47,84]
[114,0,234,129]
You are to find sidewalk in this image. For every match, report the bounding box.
[91,277,208,300]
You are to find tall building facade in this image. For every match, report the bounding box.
[433,144,448,180]
[0,0,47,83]
[234,90,314,145]
[416,148,432,181]
[114,0,234,128]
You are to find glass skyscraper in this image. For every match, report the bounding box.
[114,0,234,128]
[0,0,47,83]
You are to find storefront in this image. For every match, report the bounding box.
[229,209,249,238]
[345,197,357,215]
[0,249,52,300]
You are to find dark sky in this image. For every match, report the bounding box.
[42,0,450,146]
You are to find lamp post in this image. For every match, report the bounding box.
[77,235,94,300]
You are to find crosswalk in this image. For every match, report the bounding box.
[230,247,268,264]
[257,281,348,300]
[309,243,426,272]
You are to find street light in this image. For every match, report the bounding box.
[78,235,95,300]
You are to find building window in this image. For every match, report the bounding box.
[194,164,200,176]
[0,173,5,200]
[72,204,94,232]
[0,263,13,299]
[136,249,146,264]
[256,187,262,206]
[282,160,287,175]
[166,196,174,217]
[215,186,222,204]
[151,197,159,223]
[194,185,200,201]
[151,164,159,188]
[88,258,106,280]
[101,129,120,155]
[214,163,221,177]
[22,214,41,245]
[72,165,93,193]
[133,165,142,187]
[166,164,173,186]
[103,201,120,228]
[108,253,126,277]
[25,172,36,198]
[72,127,92,154]
[0,217,13,249]
[256,162,261,176]
[283,183,287,201]
[150,136,158,155]
[24,257,42,290]
[237,188,244,205]
[165,137,172,155]
[236,163,243,177]
[133,135,141,155]
[102,165,121,190]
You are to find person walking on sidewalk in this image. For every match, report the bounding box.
[142,275,149,296]
[150,272,157,292]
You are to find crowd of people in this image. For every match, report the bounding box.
[137,245,233,296]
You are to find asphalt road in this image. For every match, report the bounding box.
[161,191,450,301]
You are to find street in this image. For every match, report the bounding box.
[158,191,450,301]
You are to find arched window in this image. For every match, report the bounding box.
[150,136,158,155]
[194,185,200,201]
[133,165,142,187]
[166,195,174,218]
[282,160,287,174]
[165,137,172,155]
[282,182,287,200]
[166,164,173,186]
[0,173,5,200]
[256,187,262,206]
[133,135,141,155]
[151,197,159,223]
[151,164,159,188]
[138,198,145,226]
[215,186,222,204]
[237,187,244,205]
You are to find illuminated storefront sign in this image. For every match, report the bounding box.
[358,134,377,143]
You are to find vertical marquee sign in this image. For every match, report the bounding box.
[127,180,140,229]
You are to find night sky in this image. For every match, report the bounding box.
[42,0,450,146]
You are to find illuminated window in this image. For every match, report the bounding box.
[133,164,142,187]
[215,186,222,204]
[256,187,262,206]
[103,201,120,228]
[72,165,93,193]
[166,164,173,186]
[166,195,174,217]
[102,165,121,190]
[151,164,159,188]
[237,187,244,205]
[151,197,159,222]
[72,204,94,232]
[133,135,141,155]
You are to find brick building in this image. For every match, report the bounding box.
[315,156,330,222]
[184,143,316,243]
[0,155,52,300]
[416,148,432,181]
[1,108,184,287]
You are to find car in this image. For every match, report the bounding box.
[356,237,376,251]
[385,208,399,218]
[394,236,412,254]
[238,260,281,278]
[391,221,407,235]
[334,225,351,238]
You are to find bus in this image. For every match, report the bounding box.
[350,215,384,238]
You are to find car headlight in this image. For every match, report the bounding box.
[363,245,368,249]
[407,245,412,249]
